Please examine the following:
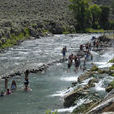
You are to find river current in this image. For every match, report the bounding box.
[0,34,113,114]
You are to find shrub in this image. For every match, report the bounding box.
[91,65,99,71]
[109,58,114,63]
[109,65,114,70]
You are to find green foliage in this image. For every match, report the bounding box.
[109,20,114,30]
[89,4,102,29]
[111,0,114,14]
[109,58,114,63]
[0,40,2,46]
[69,0,111,31]
[109,65,114,70]
[99,6,110,29]
[42,29,49,36]
[98,69,105,74]
[85,28,104,33]
[0,27,30,49]
[45,110,57,114]
[91,65,99,71]
[111,73,114,77]
[110,80,114,88]
[69,0,90,31]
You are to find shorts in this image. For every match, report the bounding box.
[68,63,71,69]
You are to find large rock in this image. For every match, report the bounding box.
[106,85,113,92]
[64,83,96,108]
[64,87,84,107]
[78,71,94,82]
[88,78,98,87]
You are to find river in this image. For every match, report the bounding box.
[0,34,113,114]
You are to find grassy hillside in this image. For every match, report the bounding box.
[0,0,113,49]
[0,0,74,25]
[0,0,113,27]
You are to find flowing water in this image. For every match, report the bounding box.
[0,34,113,114]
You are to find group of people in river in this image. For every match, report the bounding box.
[0,36,100,97]
[0,70,30,97]
[61,36,100,72]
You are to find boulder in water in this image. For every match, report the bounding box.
[78,71,94,82]
[88,78,98,87]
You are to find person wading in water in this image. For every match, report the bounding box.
[62,46,67,61]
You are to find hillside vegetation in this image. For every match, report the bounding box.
[0,0,113,26]
[0,0,113,49]
[0,0,74,25]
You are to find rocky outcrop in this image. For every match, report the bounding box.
[78,71,95,82]
[64,78,98,107]
[88,78,98,87]
[1,58,66,79]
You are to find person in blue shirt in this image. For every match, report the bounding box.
[62,46,67,60]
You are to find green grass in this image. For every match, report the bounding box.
[45,110,57,114]
[85,28,104,33]
[109,65,114,70]
[91,65,99,71]
[109,58,114,63]
[63,31,70,34]
[0,28,30,49]
[110,80,114,88]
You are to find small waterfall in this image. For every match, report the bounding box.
[95,80,105,91]
[56,99,86,113]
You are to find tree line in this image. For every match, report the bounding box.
[69,0,114,32]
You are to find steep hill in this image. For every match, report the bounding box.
[0,0,74,25]
[0,0,113,26]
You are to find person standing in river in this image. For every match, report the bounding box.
[24,70,31,91]
[67,54,74,72]
[80,44,83,51]
[5,78,8,90]
[24,78,29,91]
[74,55,80,72]
[11,80,17,91]
[24,70,29,79]
[62,46,67,60]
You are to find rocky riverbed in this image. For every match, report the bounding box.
[62,36,114,114]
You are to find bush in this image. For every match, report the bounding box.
[109,58,114,63]
[91,65,99,71]
[85,28,104,33]
[110,80,114,88]
[1,27,30,49]
[109,65,114,70]
[109,20,114,30]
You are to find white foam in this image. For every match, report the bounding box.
[49,87,75,97]
[98,63,113,68]
[95,80,105,91]
[56,63,62,66]
[82,77,93,85]
[97,62,112,68]
[60,77,78,82]
[94,61,113,68]
[56,99,86,113]
[90,51,99,55]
